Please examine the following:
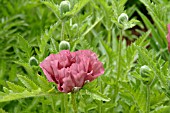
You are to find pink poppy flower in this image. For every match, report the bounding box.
[167,24,170,51]
[40,50,104,93]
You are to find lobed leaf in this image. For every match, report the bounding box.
[0,88,42,103]
[17,74,39,91]
[37,74,51,91]
[64,0,90,18]
[6,81,26,93]
[85,89,110,102]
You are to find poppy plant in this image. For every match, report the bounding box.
[40,50,104,93]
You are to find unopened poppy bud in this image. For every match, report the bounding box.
[59,40,70,51]
[29,56,38,66]
[140,65,151,78]
[118,13,128,24]
[59,1,70,16]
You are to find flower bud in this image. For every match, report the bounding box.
[118,13,128,24]
[59,1,70,16]
[140,65,151,78]
[59,40,70,51]
[140,65,152,85]
[29,56,38,66]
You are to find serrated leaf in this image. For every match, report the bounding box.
[3,87,10,94]
[85,104,97,111]
[85,89,110,102]
[151,106,170,113]
[139,0,167,45]
[14,61,34,76]
[83,80,97,90]
[7,81,26,93]
[17,74,39,90]
[0,91,6,97]
[37,75,51,91]
[42,1,60,19]
[137,9,166,52]
[99,40,115,65]
[64,0,90,18]
[17,35,31,57]
[0,88,42,103]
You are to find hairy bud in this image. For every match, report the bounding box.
[140,65,151,77]
[140,65,152,85]
[29,56,38,66]
[59,40,70,51]
[59,1,70,16]
[118,13,128,24]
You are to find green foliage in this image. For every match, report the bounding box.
[0,74,55,103]
[1,0,170,112]
[138,0,170,60]
[63,0,90,18]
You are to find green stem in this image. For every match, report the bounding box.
[71,92,78,113]
[117,32,122,82]
[64,94,68,113]
[146,85,150,113]
[61,94,65,113]
[114,30,123,102]
[61,21,65,40]
[98,78,102,113]
[107,29,111,46]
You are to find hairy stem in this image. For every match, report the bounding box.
[146,85,150,113]
[114,30,123,103]
[107,29,111,46]
[61,94,65,113]
[64,94,68,113]
[71,92,78,113]
[61,22,65,40]
[98,78,102,113]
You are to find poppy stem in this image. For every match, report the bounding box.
[98,77,103,113]
[146,85,150,113]
[107,28,111,46]
[61,94,65,113]
[71,92,78,113]
[114,30,123,103]
[61,21,65,40]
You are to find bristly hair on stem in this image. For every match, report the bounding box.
[71,92,78,113]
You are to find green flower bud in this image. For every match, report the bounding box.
[118,13,128,24]
[29,56,38,66]
[140,65,151,78]
[59,40,70,51]
[140,65,152,85]
[59,1,70,16]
